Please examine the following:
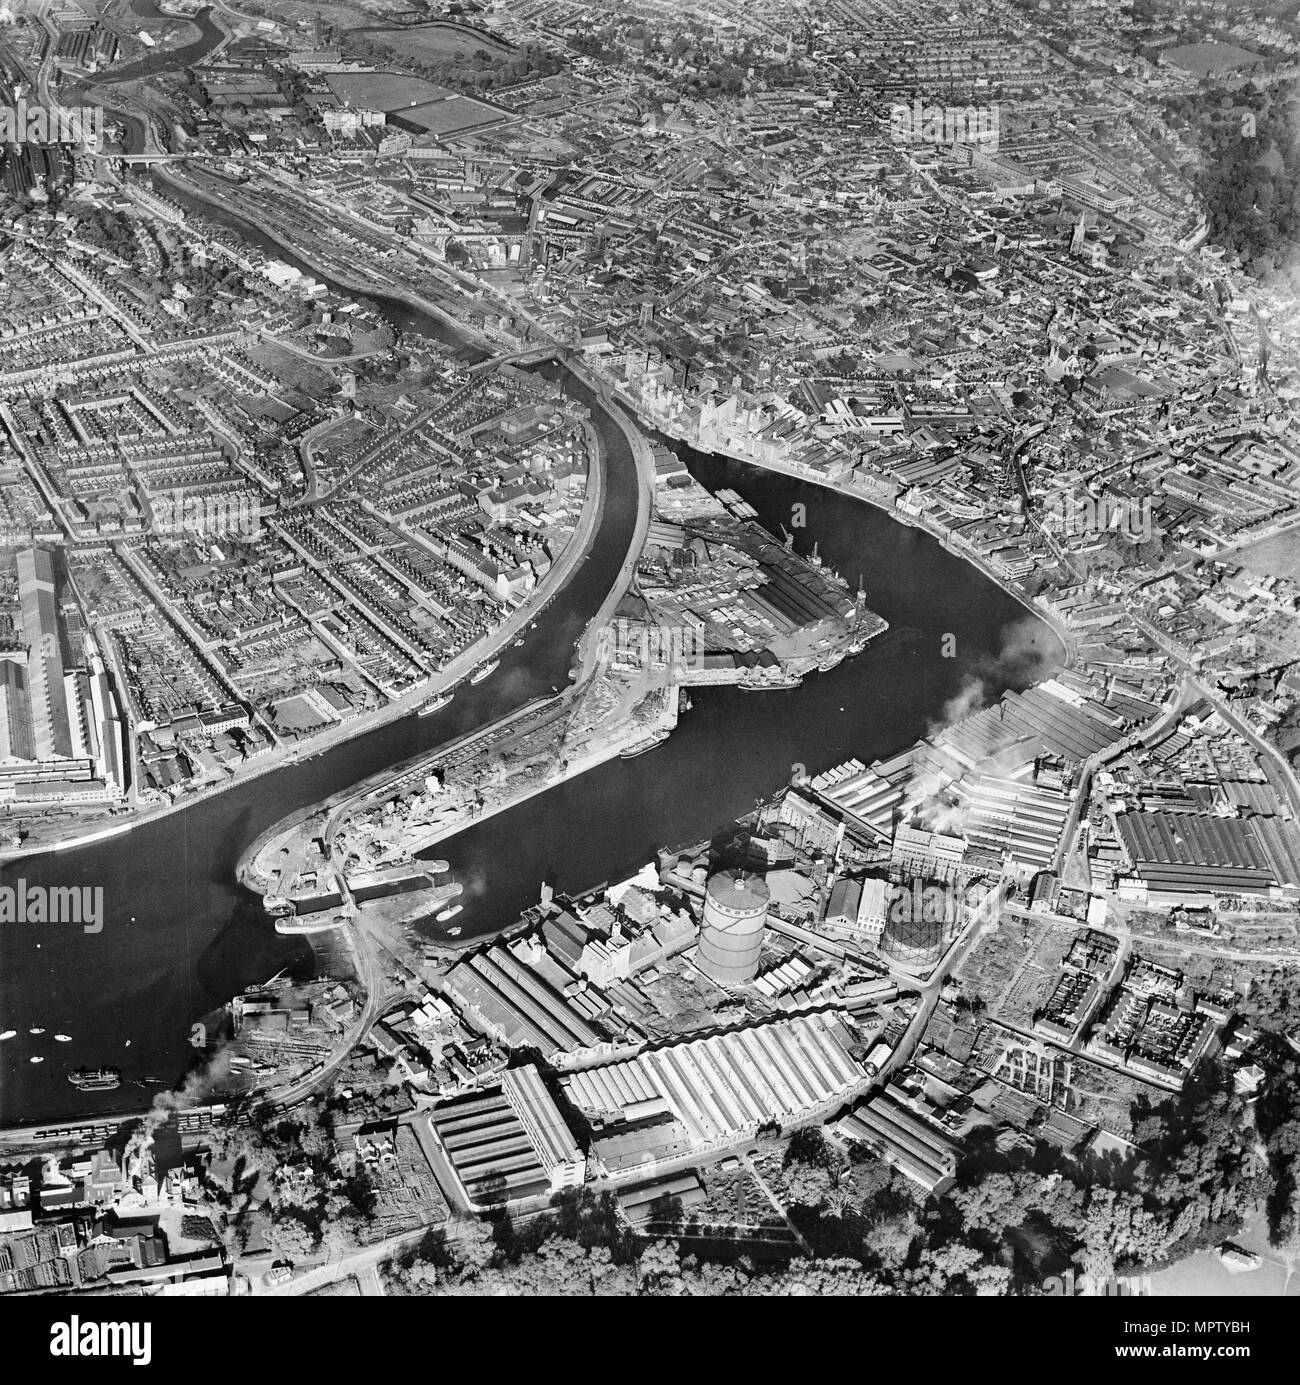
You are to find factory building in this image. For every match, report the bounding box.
[444,938,620,1062]
[696,870,770,986]
[823,874,888,944]
[836,1090,960,1196]
[0,658,33,762]
[500,1065,586,1194]
[0,548,125,804]
[16,547,73,761]
[429,1064,585,1207]
[810,751,914,838]
[562,1010,869,1162]
[953,768,1074,877]
[1115,809,1300,901]
[617,1173,706,1225]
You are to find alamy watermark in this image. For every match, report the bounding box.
[1042,493,1154,544]
[152,487,264,539]
[0,878,103,933]
[890,98,999,155]
[1044,1269,1152,1296]
[595,624,706,674]
[884,879,973,927]
[0,98,103,153]
[50,1317,151,1366]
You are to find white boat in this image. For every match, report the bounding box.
[29,1055,43,1064]
[468,659,499,685]
[446,926,462,936]
[29,1027,44,1036]
[54,1034,72,1042]
[437,904,463,923]
[0,1030,15,1041]
[418,693,452,717]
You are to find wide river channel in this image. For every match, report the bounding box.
[0,182,1062,1124]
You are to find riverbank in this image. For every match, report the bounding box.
[236,373,658,916]
[0,350,605,867]
[236,691,559,894]
[567,369,657,682]
[152,165,505,357]
[157,161,1075,682]
[2,156,1065,1130]
[604,384,1080,672]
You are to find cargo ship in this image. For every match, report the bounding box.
[621,729,670,758]
[418,692,453,716]
[68,1067,121,1092]
[468,658,499,685]
[737,671,802,691]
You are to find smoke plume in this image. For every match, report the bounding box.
[903,616,1060,833]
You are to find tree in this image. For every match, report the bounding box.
[271,1213,320,1261]
[449,1218,497,1277]
[782,1161,834,1209]
[636,1238,682,1293]
[824,1185,855,1219]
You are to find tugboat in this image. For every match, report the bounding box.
[68,1067,121,1092]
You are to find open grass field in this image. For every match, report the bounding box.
[361,21,514,64]
[1162,41,1263,75]
[1232,526,1300,582]
[1150,1213,1297,1296]
[323,71,455,111]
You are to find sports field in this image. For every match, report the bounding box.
[324,71,456,111]
[397,96,505,137]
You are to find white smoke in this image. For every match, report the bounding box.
[900,617,1058,834]
[928,679,989,739]
[924,616,1058,742]
[453,867,487,901]
[126,1048,235,1154]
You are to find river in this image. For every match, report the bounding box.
[0,184,1062,1126]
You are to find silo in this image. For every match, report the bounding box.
[697,870,769,985]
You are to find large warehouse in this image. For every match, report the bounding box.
[561,1010,869,1156]
[1116,808,1300,897]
